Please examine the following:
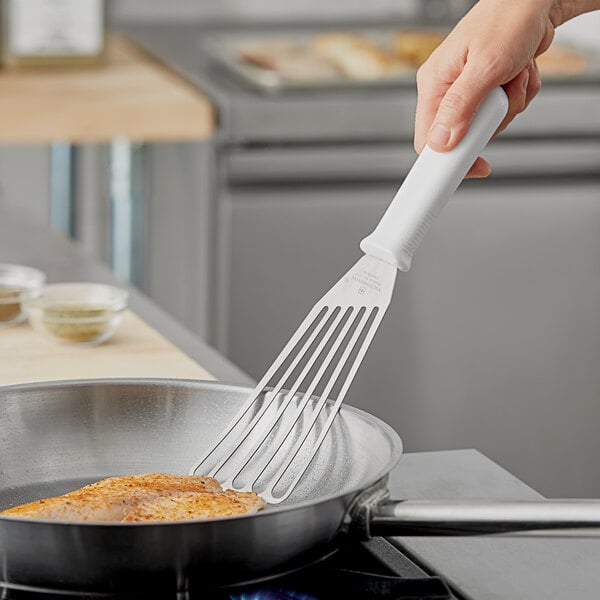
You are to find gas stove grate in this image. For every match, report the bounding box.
[0,539,457,600]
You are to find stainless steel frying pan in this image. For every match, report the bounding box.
[1,379,600,595]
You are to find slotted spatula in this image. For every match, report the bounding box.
[190,87,509,503]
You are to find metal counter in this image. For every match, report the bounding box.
[393,449,600,599]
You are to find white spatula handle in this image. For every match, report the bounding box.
[360,86,509,271]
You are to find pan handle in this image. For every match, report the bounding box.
[363,499,600,538]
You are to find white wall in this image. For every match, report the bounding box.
[113,0,598,51]
[555,10,600,50]
[112,0,483,24]
[112,0,419,23]
[0,147,50,224]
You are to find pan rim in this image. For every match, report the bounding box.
[0,377,403,527]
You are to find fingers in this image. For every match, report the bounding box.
[525,59,542,109]
[418,58,543,179]
[414,73,447,154]
[464,64,538,179]
[416,51,543,153]
[495,67,529,134]
[411,0,554,184]
[415,59,500,180]
[425,59,542,149]
[465,157,491,179]
[495,60,542,135]
[423,62,497,153]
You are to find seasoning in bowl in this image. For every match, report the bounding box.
[27,283,129,345]
[0,264,46,327]
[0,287,22,322]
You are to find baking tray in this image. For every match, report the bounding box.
[202,28,436,93]
[202,28,600,95]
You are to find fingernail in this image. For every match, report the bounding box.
[469,165,491,179]
[428,123,451,148]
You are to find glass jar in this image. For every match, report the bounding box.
[0,263,46,327]
[27,282,128,345]
[2,0,107,67]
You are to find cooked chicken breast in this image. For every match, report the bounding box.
[122,489,265,522]
[1,473,266,522]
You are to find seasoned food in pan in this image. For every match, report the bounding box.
[1,473,266,522]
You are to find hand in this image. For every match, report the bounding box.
[414,0,557,177]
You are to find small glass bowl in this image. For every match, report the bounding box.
[27,283,129,346]
[0,264,46,327]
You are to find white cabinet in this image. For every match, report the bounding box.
[0,146,50,223]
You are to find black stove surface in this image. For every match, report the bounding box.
[229,539,456,600]
[0,539,458,600]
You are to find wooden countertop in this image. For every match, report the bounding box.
[0,34,215,144]
[0,310,214,386]
[0,212,252,386]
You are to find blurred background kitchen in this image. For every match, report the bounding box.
[2,0,600,497]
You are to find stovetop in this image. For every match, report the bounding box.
[227,539,457,600]
[0,539,458,600]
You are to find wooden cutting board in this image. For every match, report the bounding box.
[0,310,214,386]
[0,34,215,144]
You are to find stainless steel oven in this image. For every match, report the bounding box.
[127,24,600,498]
[213,84,600,498]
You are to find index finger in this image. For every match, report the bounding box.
[425,63,498,152]
[414,66,450,154]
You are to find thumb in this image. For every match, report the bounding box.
[426,68,496,152]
